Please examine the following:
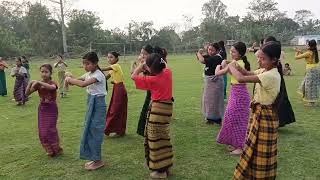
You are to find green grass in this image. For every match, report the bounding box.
[0,52,320,180]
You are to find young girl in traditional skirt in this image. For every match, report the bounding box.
[229,41,282,180]
[54,55,68,98]
[131,53,173,179]
[215,42,251,155]
[133,45,154,136]
[102,52,128,137]
[295,39,320,107]
[26,64,63,157]
[0,57,8,96]
[65,52,107,170]
[196,43,224,124]
[11,57,28,105]
[21,56,30,83]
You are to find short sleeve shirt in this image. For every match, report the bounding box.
[253,68,281,105]
[81,70,107,96]
[133,68,172,101]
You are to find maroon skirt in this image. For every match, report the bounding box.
[38,101,62,156]
[105,83,128,135]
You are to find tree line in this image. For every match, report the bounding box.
[1,0,320,57]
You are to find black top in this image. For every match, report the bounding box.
[219,49,227,60]
[204,54,223,76]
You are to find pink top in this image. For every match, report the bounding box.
[134,68,173,101]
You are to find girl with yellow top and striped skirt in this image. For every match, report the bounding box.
[295,39,320,107]
[131,53,173,179]
[229,41,282,180]
[102,52,128,136]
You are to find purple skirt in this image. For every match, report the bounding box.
[38,101,62,156]
[13,76,27,103]
[217,84,250,149]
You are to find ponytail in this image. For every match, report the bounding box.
[313,49,319,63]
[242,56,251,71]
[97,65,108,92]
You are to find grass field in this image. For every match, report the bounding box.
[0,51,320,180]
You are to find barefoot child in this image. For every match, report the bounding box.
[54,55,68,98]
[25,64,63,157]
[102,52,128,137]
[11,57,28,105]
[65,52,107,170]
[230,41,282,179]
[131,53,174,179]
[215,42,251,155]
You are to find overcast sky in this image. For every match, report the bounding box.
[5,0,320,31]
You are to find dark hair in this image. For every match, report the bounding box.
[142,44,154,54]
[83,52,99,64]
[16,57,22,62]
[308,40,319,63]
[40,64,53,74]
[233,42,250,71]
[218,41,226,51]
[261,41,284,109]
[146,53,166,75]
[264,36,277,43]
[57,54,63,59]
[209,43,221,52]
[285,63,289,66]
[260,39,265,46]
[154,46,168,62]
[21,55,29,63]
[83,52,108,91]
[109,51,121,58]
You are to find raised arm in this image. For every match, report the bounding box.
[131,63,145,80]
[37,81,57,90]
[229,63,260,83]
[196,50,205,64]
[25,80,38,96]
[65,77,97,88]
[100,67,113,71]
[295,51,311,60]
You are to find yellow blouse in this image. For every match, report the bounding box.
[253,68,281,105]
[109,64,124,84]
[295,50,318,69]
[230,60,245,84]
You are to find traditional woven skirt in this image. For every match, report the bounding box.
[298,67,320,102]
[80,95,107,161]
[137,91,151,136]
[0,70,7,96]
[145,101,173,172]
[217,84,250,149]
[202,75,224,123]
[13,76,27,103]
[105,83,128,136]
[38,101,62,156]
[58,71,65,95]
[233,103,278,180]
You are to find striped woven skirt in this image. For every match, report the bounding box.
[233,103,278,180]
[145,101,173,172]
[217,84,250,149]
[80,95,107,161]
[0,70,7,96]
[202,75,224,123]
[38,101,62,156]
[105,83,128,136]
[13,76,27,103]
[298,67,320,102]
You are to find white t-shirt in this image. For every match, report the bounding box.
[10,66,27,76]
[80,70,107,96]
[54,62,67,72]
